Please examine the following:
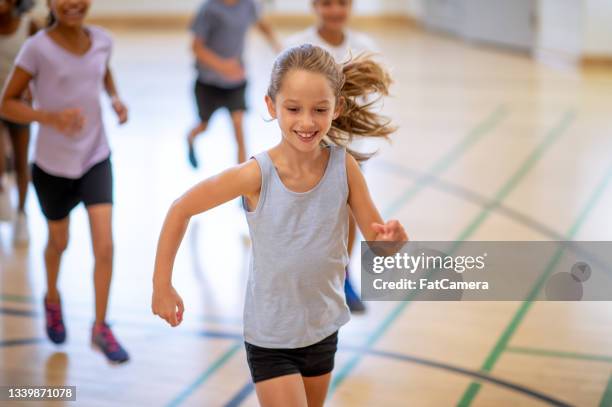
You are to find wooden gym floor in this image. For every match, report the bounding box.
[1,23,612,406]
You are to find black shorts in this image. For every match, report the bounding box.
[31,157,113,221]
[0,117,29,132]
[245,331,338,383]
[194,80,247,122]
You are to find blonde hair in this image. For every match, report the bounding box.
[267,44,396,161]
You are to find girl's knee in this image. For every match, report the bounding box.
[93,241,114,264]
[48,234,69,253]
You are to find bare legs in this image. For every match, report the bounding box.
[44,204,114,324]
[87,204,113,324]
[9,126,30,212]
[254,373,331,407]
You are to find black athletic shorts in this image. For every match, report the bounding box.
[194,80,247,122]
[31,157,113,221]
[245,331,338,383]
[0,117,29,132]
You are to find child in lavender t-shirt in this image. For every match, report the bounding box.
[0,0,129,363]
[15,25,114,178]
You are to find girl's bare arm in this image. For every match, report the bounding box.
[152,159,261,325]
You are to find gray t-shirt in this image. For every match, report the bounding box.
[243,145,351,348]
[190,0,260,88]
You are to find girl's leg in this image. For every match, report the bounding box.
[45,217,70,301]
[44,217,70,344]
[230,110,247,164]
[87,203,129,363]
[86,203,113,324]
[8,125,30,212]
[254,374,308,407]
[303,373,332,407]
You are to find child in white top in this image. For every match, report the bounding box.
[285,0,380,312]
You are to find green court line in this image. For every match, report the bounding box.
[166,341,242,407]
[506,346,612,364]
[177,106,510,403]
[330,109,575,396]
[383,105,508,217]
[600,374,612,407]
[456,110,575,241]
[458,159,612,406]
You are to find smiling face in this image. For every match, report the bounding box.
[48,0,91,27]
[266,69,341,153]
[313,0,352,33]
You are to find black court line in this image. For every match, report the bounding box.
[198,331,242,340]
[0,338,45,347]
[222,343,573,407]
[349,346,574,407]
[374,160,611,273]
[0,307,39,318]
[0,308,573,406]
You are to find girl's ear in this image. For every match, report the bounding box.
[265,95,277,119]
[333,96,344,120]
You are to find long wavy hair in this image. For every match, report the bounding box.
[267,44,396,161]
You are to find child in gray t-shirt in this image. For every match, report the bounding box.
[186,0,280,168]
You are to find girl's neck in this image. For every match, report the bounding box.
[50,22,86,38]
[317,25,345,47]
[273,139,327,170]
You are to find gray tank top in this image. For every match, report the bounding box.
[243,145,351,348]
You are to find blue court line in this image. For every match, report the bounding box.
[165,341,242,407]
[0,293,242,325]
[224,382,255,407]
[5,106,510,407]
[329,109,576,396]
[0,338,45,347]
[220,106,509,405]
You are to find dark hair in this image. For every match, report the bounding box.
[267,44,396,161]
[46,10,55,27]
[15,0,36,15]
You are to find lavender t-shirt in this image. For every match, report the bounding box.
[15,26,112,178]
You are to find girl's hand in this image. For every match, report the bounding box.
[372,220,409,242]
[48,108,84,136]
[152,285,184,327]
[111,97,128,124]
